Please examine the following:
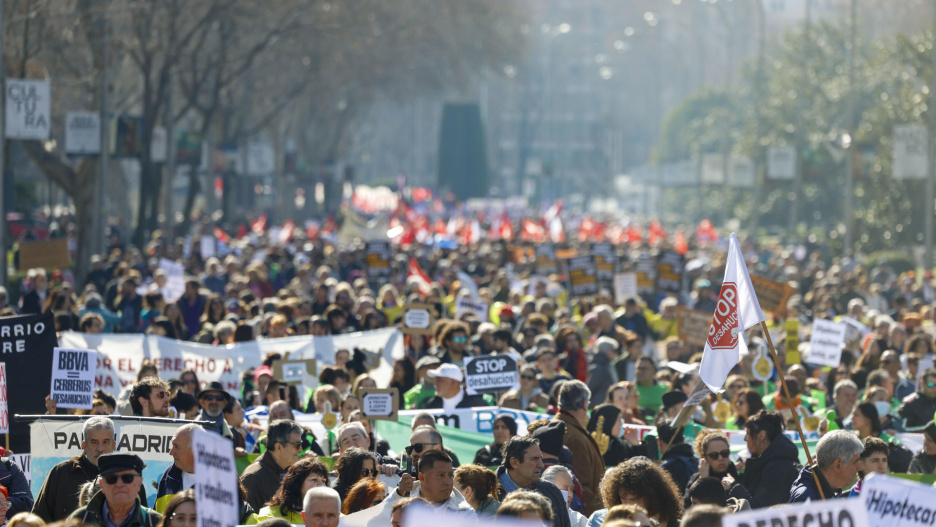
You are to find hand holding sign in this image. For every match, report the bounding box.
[50,348,96,409]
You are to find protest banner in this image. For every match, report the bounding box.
[9,453,29,488]
[750,275,795,314]
[6,80,50,140]
[565,256,599,297]
[723,496,868,527]
[30,416,184,507]
[271,359,317,387]
[0,364,7,436]
[400,304,435,335]
[364,241,392,278]
[399,406,547,435]
[455,297,489,322]
[614,273,638,305]
[655,250,684,294]
[193,428,238,527]
[534,243,559,275]
[677,307,712,347]
[592,242,617,282]
[359,388,399,421]
[18,239,70,271]
[65,112,101,155]
[862,473,936,527]
[807,319,847,367]
[158,258,186,303]
[1,313,56,452]
[50,348,96,409]
[464,355,519,395]
[635,253,657,295]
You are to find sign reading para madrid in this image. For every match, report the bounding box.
[6,80,50,140]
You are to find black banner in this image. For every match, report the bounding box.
[0,313,56,451]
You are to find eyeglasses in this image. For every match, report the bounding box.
[283,440,303,450]
[453,336,468,344]
[405,442,439,454]
[521,375,537,381]
[361,468,376,477]
[103,474,139,485]
[201,394,226,402]
[706,450,731,461]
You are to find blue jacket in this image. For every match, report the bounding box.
[789,464,838,503]
[660,443,699,495]
[155,464,187,513]
[0,457,34,517]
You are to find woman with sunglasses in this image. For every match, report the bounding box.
[158,489,195,527]
[334,447,379,501]
[683,430,751,508]
[258,458,330,524]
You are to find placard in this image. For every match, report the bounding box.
[401,304,435,335]
[364,241,392,278]
[807,319,847,367]
[359,388,399,421]
[0,364,8,435]
[455,297,489,322]
[613,273,638,305]
[723,496,868,527]
[192,428,238,527]
[200,236,216,259]
[464,355,519,395]
[565,256,599,297]
[534,244,559,275]
[862,473,936,527]
[677,307,712,347]
[271,359,316,386]
[158,258,186,303]
[893,124,928,180]
[655,250,684,294]
[728,155,756,188]
[18,239,71,271]
[635,253,657,295]
[767,145,796,180]
[592,242,617,282]
[50,347,96,409]
[750,275,795,314]
[6,80,50,140]
[65,112,101,155]
[0,313,56,452]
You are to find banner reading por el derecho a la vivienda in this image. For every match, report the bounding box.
[0,313,56,452]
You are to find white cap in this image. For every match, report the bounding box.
[427,363,464,382]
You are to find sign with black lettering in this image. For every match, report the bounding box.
[535,244,559,275]
[564,256,599,297]
[50,347,96,409]
[271,359,316,386]
[635,253,657,295]
[723,495,868,527]
[655,250,684,294]
[807,319,846,368]
[65,112,101,155]
[401,303,435,335]
[193,428,238,527]
[592,242,617,282]
[455,297,489,322]
[365,241,392,278]
[464,355,519,395]
[863,473,936,527]
[6,80,50,140]
[360,388,399,421]
[0,313,55,452]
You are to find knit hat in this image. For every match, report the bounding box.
[531,420,566,457]
[925,421,936,443]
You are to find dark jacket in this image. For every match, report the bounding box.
[555,411,604,516]
[660,443,699,495]
[586,350,616,407]
[424,392,490,409]
[473,443,504,467]
[683,462,752,509]
[0,456,33,518]
[32,454,144,522]
[67,491,163,527]
[194,410,235,440]
[898,392,936,430]
[789,464,839,503]
[155,464,188,512]
[884,438,913,473]
[909,450,936,474]
[494,466,571,527]
[740,433,800,509]
[240,452,285,511]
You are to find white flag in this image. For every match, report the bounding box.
[699,233,765,392]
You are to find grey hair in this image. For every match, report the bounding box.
[336,422,367,441]
[268,419,304,449]
[833,379,858,399]
[541,465,573,485]
[558,380,591,411]
[815,430,864,470]
[303,486,341,515]
[82,416,115,442]
[594,336,620,355]
[410,412,437,430]
[411,424,443,446]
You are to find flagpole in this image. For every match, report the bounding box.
[759,321,826,500]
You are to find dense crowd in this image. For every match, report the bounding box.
[0,227,935,527]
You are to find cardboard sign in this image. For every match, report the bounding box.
[635,253,657,295]
[613,273,638,305]
[18,239,71,271]
[271,359,316,386]
[455,297,489,322]
[401,304,435,335]
[365,241,392,278]
[807,319,847,367]
[534,244,559,275]
[723,496,868,527]
[862,473,936,527]
[677,307,712,347]
[0,364,8,435]
[464,355,519,395]
[193,428,238,527]
[592,242,617,282]
[50,347,96,409]
[565,256,599,297]
[359,388,399,421]
[655,250,684,294]
[750,275,795,314]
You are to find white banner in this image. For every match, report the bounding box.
[724,496,868,527]
[893,124,928,180]
[807,319,846,367]
[65,112,101,155]
[193,428,238,527]
[863,474,936,527]
[60,328,403,397]
[399,406,547,435]
[50,348,96,409]
[6,80,50,140]
[768,145,796,180]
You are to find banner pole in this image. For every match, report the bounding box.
[760,321,825,500]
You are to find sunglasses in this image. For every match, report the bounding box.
[201,394,226,402]
[706,450,731,461]
[521,375,537,381]
[926,382,936,388]
[453,336,468,344]
[361,468,376,477]
[405,442,439,454]
[103,474,139,485]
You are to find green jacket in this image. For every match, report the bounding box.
[68,491,163,527]
[404,383,435,409]
[257,505,304,524]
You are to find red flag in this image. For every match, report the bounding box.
[408,257,433,296]
[626,224,643,245]
[251,215,267,236]
[212,226,229,244]
[520,218,546,242]
[236,225,247,239]
[305,220,320,241]
[499,213,514,241]
[279,220,295,243]
[697,218,719,243]
[675,230,689,255]
[578,217,595,242]
[412,187,432,202]
[648,220,668,245]
[322,216,337,235]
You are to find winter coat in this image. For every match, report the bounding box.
[240,452,285,512]
[473,442,504,467]
[0,456,33,518]
[555,411,604,516]
[898,392,936,430]
[495,466,571,527]
[660,443,698,495]
[67,491,162,527]
[909,451,936,474]
[740,433,801,509]
[32,454,144,522]
[683,462,752,509]
[789,464,839,503]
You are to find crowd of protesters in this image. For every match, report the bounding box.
[2,222,936,527]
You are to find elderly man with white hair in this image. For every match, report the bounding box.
[302,487,340,527]
[542,465,588,527]
[789,429,864,502]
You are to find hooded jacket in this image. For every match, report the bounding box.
[789,464,839,503]
[67,491,163,527]
[0,457,32,518]
[740,433,801,508]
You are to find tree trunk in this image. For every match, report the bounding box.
[179,164,201,235]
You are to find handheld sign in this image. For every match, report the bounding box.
[613,273,638,305]
[676,307,712,347]
[564,256,599,297]
[655,250,684,294]
[464,355,519,395]
[401,304,435,335]
[271,359,316,386]
[592,242,617,282]
[723,496,869,527]
[0,364,8,435]
[862,473,936,527]
[359,388,399,421]
[365,241,392,278]
[455,297,489,322]
[535,244,559,275]
[193,428,238,527]
[50,348,97,409]
[750,275,795,314]
[18,239,70,271]
[635,253,657,295]
[0,313,56,452]
[806,319,847,368]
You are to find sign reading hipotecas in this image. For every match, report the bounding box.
[464,355,519,395]
[862,473,936,527]
[723,496,868,527]
[193,428,238,527]
[50,348,96,409]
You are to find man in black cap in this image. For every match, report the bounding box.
[657,417,699,495]
[68,453,162,527]
[195,381,234,440]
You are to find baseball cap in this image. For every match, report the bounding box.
[253,365,274,382]
[427,363,464,382]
